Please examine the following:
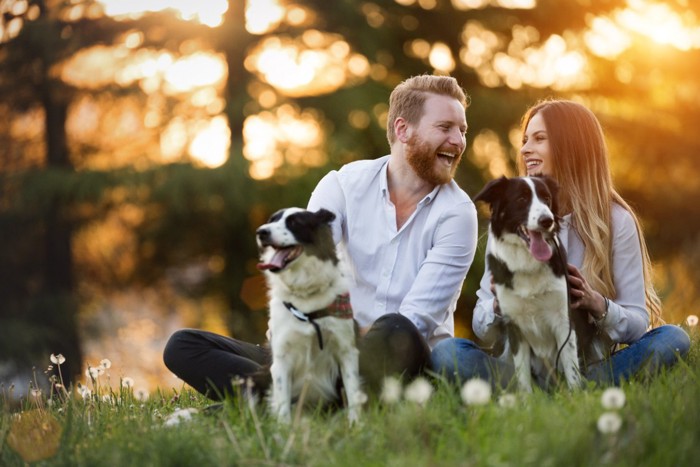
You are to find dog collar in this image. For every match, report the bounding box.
[283,293,353,350]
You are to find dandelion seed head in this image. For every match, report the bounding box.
[597,411,623,434]
[50,354,66,365]
[136,389,149,401]
[601,387,626,410]
[30,388,42,398]
[497,393,517,408]
[100,359,112,370]
[78,385,92,400]
[380,376,403,404]
[86,366,103,379]
[121,377,135,388]
[686,315,698,327]
[461,378,492,406]
[404,377,433,406]
[164,408,199,427]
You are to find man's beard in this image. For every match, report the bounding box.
[405,133,461,186]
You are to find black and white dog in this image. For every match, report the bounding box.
[475,176,592,392]
[256,207,366,424]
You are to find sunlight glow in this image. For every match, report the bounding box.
[248,34,370,97]
[98,0,228,27]
[189,116,230,168]
[616,0,700,50]
[451,0,535,10]
[470,129,515,179]
[586,0,700,58]
[584,17,632,59]
[429,42,456,73]
[243,105,325,180]
[462,22,588,90]
[163,52,227,93]
[246,0,286,34]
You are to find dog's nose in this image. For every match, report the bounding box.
[257,227,270,242]
[538,216,554,230]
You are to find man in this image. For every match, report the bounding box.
[307,74,478,391]
[163,74,478,399]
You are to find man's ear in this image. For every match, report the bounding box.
[394,117,409,143]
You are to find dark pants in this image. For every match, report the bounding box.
[163,313,431,401]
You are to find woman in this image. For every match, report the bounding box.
[432,99,690,388]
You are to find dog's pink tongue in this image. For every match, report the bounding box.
[256,249,289,271]
[528,230,553,262]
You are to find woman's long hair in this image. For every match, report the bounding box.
[519,99,663,327]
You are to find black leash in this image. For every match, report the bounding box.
[284,301,325,350]
[553,234,574,375]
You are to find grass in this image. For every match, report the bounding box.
[2,330,699,467]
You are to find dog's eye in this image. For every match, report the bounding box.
[543,195,552,205]
[517,196,528,204]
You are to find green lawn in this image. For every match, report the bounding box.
[2,328,698,466]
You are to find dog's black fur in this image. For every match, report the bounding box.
[475,175,598,390]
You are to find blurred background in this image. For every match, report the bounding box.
[1,0,699,395]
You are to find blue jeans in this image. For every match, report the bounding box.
[431,325,691,388]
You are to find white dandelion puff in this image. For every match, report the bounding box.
[686,315,698,327]
[77,384,92,400]
[121,377,135,389]
[164,408,199,427]
[461,378,492,406]
[136,389,149,401]
[403,377,433,406]
[597,411,623,434]
[497,393,517,408]
[86,365,104,379]
[100,359,112,370]
[380,376,403,404]
[601,387,626,410]
[50,354,66,365]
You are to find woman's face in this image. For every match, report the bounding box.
[521,113,553,176]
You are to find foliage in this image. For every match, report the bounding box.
[1,331,699,466]
[2,0,700,381]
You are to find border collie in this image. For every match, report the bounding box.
[475,176,591,392]
[256,207,366,424]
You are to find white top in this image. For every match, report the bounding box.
[307,155,478,348]
[473,203,650,366]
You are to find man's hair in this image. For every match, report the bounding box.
[386,74,468,145]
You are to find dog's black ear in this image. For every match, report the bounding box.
[540,175,560,214]
[474,176,509,206]
[314,208,336,225]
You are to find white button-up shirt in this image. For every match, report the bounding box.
[307,155,478,348]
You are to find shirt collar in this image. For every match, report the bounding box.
[379,158,442,205]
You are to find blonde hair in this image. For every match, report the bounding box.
[520,99,663,327]
[386,74,468,145]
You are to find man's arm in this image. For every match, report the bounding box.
[398,202,478,344]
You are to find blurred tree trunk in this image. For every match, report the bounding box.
[39,71,83,383]
[217,0,265,340]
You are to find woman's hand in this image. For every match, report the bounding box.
[566,264,607,319]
